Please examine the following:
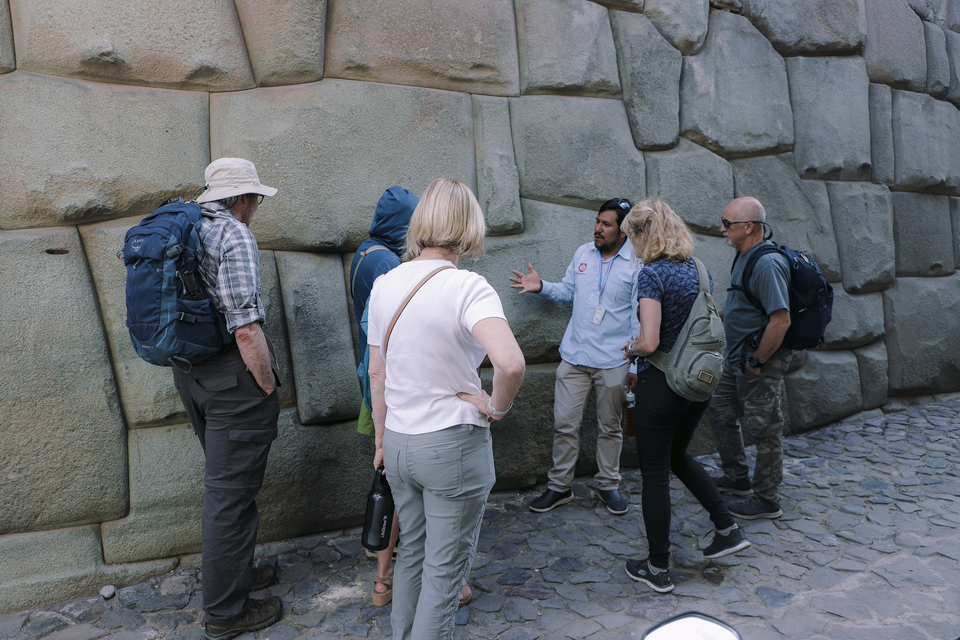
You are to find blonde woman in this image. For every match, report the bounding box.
[367,178,525,640]
[620,200,750,594]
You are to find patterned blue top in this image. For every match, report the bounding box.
[635,257,713,372]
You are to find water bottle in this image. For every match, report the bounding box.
[361,467,394,551]
[622,389,636,437]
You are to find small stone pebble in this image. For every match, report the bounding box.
[98,586,116,600]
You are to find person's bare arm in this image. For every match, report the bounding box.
[748,308,790,374]
[457,318,525,421]
[235,322,275,394]
[622,298,662,358]
[509,263,543,294]
[369,345,387,469]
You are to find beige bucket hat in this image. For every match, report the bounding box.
[197,157,278,204]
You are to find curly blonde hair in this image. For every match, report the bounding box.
[404,178,486,261]
[620,199,694,263]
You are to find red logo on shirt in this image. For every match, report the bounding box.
[578,262,587,273]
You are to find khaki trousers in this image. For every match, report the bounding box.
[547,360,628,492]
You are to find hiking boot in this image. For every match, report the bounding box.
[597,489,628,515]
[712,475,752,497]
[728,495,782,520]
[204,596,282,640]
[703,527,751,559]
[250,564,277,592]
[624,558,673,593]
[529,489,573,513]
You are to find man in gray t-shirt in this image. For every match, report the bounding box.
[707,197,792,520]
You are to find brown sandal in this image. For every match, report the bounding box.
[372,576,393,606]
[458,583,472,608]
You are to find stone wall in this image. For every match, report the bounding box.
[1,0,958,612]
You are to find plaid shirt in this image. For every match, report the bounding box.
[195,201,265,334]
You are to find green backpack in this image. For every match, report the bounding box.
[645,257,725,402]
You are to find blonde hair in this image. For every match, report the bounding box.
[621,199,694,263]
[404,179,486,260]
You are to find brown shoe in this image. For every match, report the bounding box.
[204,596,282,640]
[372,576,393,606]
[251,564,278,592]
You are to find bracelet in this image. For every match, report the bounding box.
[487,398,513,417]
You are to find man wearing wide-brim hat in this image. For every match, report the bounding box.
[175,157,284,640]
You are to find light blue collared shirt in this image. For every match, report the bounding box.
[540,240,642,370]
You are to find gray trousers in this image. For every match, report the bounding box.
[174,354,280,624]
[707,349,791,503]
[383,424,495,640]
[548,360,627,492]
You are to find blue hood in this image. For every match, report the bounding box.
[368,186,418,256]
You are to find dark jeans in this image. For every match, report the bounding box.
[174,354,280,624]
[635,366,735,569]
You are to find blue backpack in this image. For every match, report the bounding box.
[120,197,228,369]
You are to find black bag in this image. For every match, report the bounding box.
[729,242,834,350]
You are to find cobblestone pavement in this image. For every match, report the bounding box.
[4,401,960,640]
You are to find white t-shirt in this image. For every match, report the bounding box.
[367,260,506,435]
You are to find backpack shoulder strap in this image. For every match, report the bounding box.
[350,244,391,299]
[382,265,455,356]
[728,243,780,314]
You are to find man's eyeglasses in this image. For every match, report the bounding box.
[254,194,265,205]
[616,198,631,211]
[721,218,760,228]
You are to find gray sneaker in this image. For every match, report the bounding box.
[728,496,782,520]
[624,558,673,593]
[703,527,751,559]
[712,475,752,497]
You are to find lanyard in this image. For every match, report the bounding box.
[597,251,615,301]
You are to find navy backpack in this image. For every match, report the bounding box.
[120,197,228,369]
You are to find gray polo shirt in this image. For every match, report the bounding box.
[723,241,791,365]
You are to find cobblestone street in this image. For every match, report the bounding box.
[3,400,960,640]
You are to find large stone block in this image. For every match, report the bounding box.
[472,96,523,236]
[79,216,297,427]
[0,72,208,230]
[0,0,13,74]
[464,199,598,364]
[822,290,885,350]
[8,0,254,91]
[211,79,475,252]
[925,22,951,98]
[609,11,682,150]
[891,89,960,194]
[100,425,203,564]
[862,0,928,91]
[276,251,360,424]
[949,0,960,32]
[883,274,960,394]
[691,234,735,319]
[785,350,862,431]
[515,0,620,97]
[0,525,176,613]
[944,28,960,105]
[640,0,709,55]
[645,138,734,236]
[102,412,370,564]
[679,11,794,158]
[740,0,866,55]
[324,0,520,96]
[510,96,645,210]
[731,154,842,282]
[826,181,896,294]
[869,84,895,187]
[481,364,639,490]
[952,197,960,268]
[233,0,326,87]
[785,56,871,181]
[855,339,889,410]
[891,192,955,276]
[0,227,127,535]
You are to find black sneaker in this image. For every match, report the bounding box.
[204,596,282,640]
[625,558,673,593]
[728,495,782,520]
[250,564,277,591]
[712,475,752,497]
[529,489,573,513]
[703,527,751,559]
[597,488,628,515]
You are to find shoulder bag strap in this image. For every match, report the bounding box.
[383,265,455,356]
[350,244,390,299]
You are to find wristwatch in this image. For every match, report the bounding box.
[748,356,764,369]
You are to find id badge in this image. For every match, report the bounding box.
[590,305,606,325]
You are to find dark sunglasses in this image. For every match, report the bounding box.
[616,198,632,211]
[721,218,760,228]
